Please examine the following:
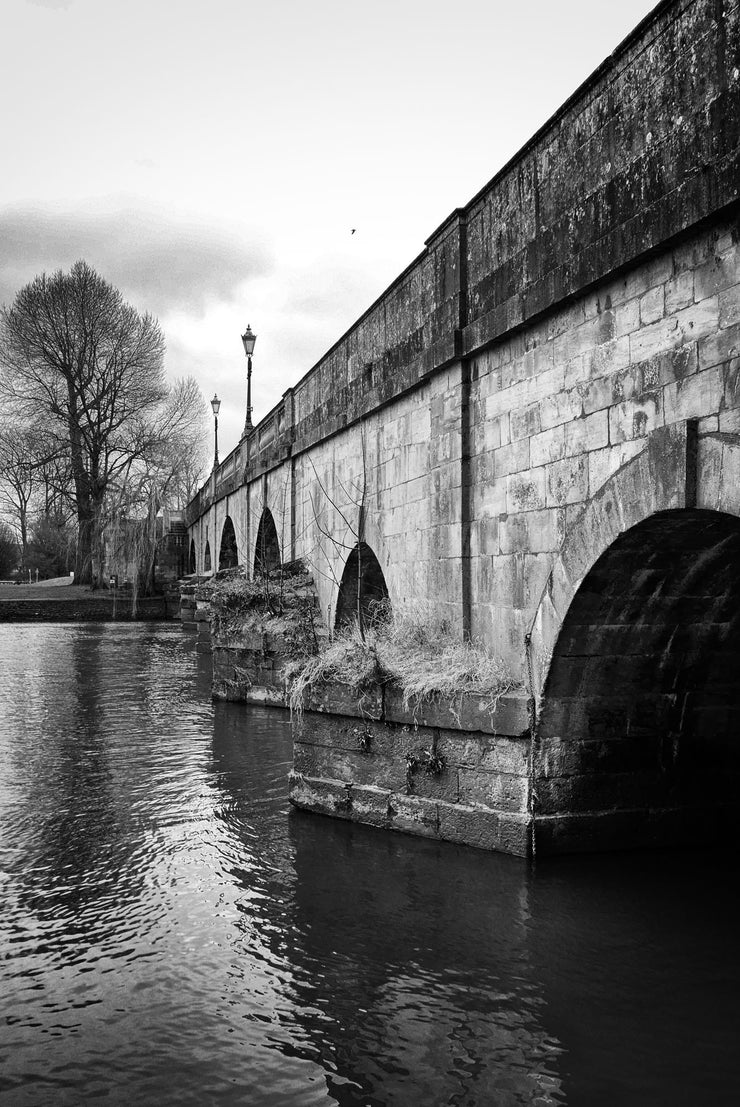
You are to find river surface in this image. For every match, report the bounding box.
[0,623,737,1106]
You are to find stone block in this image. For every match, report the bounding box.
[506,469,547,513]
[693,250,740,301]
[295,711,389,750]
[530,424,566,467]
[608,390,663,442]
[536,387,585,430]
[577,374,615,415]
[288,773,354,820]
[613,297,640,338]
[698,321,740,371]
[632,297,719,363]
[294,739,407,792]
[303,683,383,720]
[349,783,393,827]
[563,410,609,457]
[662,364,724,424]
[492,438,531,477]
[510,402,542,441]
[437,801,530,857]
[546,454,588,506]
[405,762,460,803]
[581,335,632,381]
[457,768,528,812]
[383,689,529,736]
[243,685,287,707]
[387,792,440,838]
[639,285,665,326]
[665,270,694,314]
[436,732,530,773]
[498,508,560,554]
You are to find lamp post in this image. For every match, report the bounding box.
[241,324,257,436]
[211,393,221,469]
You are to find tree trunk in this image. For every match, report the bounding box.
[75,506,93,585]
[67,383,94,584]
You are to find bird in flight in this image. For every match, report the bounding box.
[351,228,356,234]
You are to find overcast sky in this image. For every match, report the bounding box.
[3,0,658,454]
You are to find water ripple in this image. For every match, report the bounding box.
[1,624,738,1105]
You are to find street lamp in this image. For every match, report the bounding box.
[241,324,257,436]
[211,393,221,469]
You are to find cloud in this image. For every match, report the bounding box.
[0,203,273,318]
[25,0,73,9]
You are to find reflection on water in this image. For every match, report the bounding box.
[0,624,737,1106]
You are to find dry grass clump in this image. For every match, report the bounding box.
[207,563,324,656]
[289,601,518,715]
[286,628,384,712]
[382,603,516,706]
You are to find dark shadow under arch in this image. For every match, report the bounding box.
[535,508,740,852]
[219,516,238,570]
[254,509,280,576]
[188,539,196,574]
[203,540,212,573]
[335,542,389,631]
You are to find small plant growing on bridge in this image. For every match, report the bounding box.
[405,747,447,793]
[357,725,373,755]
[421,748,446,776]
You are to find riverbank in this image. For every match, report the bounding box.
[0,583,172,621]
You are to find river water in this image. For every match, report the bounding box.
[0,623,737,1106]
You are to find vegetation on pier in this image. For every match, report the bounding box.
[204,566,518,712]
[287,601,518,714]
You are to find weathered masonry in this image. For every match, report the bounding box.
[188,0,740,854]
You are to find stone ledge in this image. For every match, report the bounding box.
[288,773,532,857]
[213,680,288,706]
[300,684,530,736]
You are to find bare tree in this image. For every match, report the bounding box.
[102,375,209,598]
[0,422,52,569]
[0,261,168,584]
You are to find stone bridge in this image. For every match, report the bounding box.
[187,0,740,851]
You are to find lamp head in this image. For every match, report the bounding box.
[241,324,257,357]
[211,393,221,416]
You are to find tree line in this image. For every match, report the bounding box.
[0,260,209,589]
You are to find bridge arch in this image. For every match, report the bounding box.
[335,541,390,631]
[188,539,196,574]
[219,515,239,570]
[254,509,281,576]
[203,540,212,573]
[533,507,740,851]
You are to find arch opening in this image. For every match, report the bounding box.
[535,509,740,852]
[335,542,390,631]
[254,510,280,576]
[219,516,238,570]
[203,540,212,573]
[188,539,196,574]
